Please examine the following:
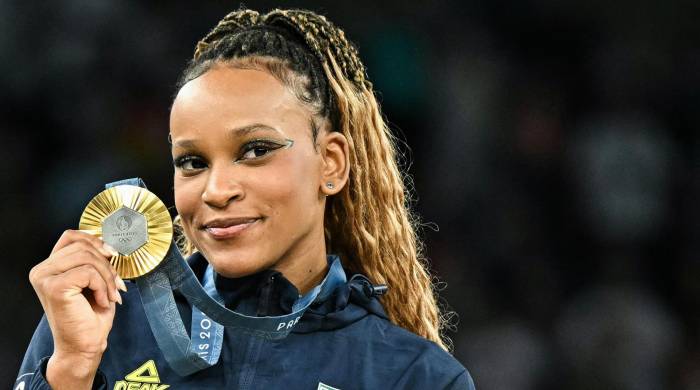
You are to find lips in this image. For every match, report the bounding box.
[202,217,260,239]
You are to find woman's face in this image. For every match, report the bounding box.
[169,63,345,281]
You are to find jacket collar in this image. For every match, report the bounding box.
[187,252,347,317]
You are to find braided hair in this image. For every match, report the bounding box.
[172,8,451,351]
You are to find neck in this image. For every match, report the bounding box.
[272,224,329,295]
[284,257,329,295]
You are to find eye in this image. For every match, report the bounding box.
[173,155,207,172]
[237,140,289,162]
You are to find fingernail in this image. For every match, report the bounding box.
[103,243,119,257]
[115,290,123,305]
[115,276,127,292]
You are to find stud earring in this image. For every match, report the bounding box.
[325,182,335,189]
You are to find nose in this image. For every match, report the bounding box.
[201,163,244,208]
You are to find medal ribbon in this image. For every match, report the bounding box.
[106,178,346,376]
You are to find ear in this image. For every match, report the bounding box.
[318,130,350,197]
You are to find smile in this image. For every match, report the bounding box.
[202,218,261,239]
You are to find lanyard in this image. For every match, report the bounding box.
[106,178,346,376]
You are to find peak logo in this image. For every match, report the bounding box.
[114,360,170,390]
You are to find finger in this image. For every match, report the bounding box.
[62,235,115,259]
[51,229,111,256]
[61,242,123,291]
[31,241,112,287]
[53,241,115,265]
[69,250,120,303]
[78,230,120,256]
[60,264,113,308]
[41,249,119,303]
[37,243,120,301]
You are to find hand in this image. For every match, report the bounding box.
[29,229,126,389]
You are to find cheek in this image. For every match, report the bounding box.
[253,158,318,217]
[174,176,203,223]
[253,170,299,215]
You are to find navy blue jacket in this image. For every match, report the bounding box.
[16,254,475,389]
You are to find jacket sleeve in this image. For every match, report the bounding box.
[390,347,476,390]
[445,369,476,390]
[14,315,108,390]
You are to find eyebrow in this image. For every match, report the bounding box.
[229,123,282,138]
[171,123,283,148]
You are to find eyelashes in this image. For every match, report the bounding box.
[173,155,206,171]
[172,139,291,173]
[238,139,288,161]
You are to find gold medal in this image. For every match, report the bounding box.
[79,185,173,279]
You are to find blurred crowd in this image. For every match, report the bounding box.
[1,1,698,389]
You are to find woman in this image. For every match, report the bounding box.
[17,8,474,389]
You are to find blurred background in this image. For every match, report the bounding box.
[1,1,698,389]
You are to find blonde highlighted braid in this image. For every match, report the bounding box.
[174,8,451,351]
